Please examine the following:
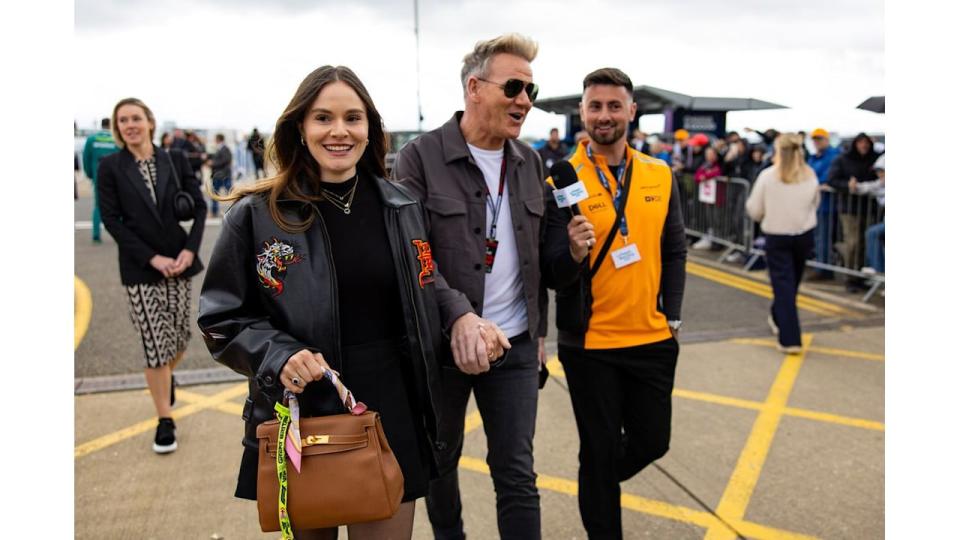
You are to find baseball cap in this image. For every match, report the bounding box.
[674,129,690,141]
[811,128,830,139]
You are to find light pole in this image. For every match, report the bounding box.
[414,0,423,131]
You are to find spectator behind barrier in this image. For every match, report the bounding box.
[807,127,841,281]
[856,154,885,275]
[691,146,724,251]
[827,132,879,291]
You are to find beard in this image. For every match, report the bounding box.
[589,122,626,145]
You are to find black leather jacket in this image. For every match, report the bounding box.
[198,176,468,453]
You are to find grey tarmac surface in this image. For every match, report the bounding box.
[74,183,884,539]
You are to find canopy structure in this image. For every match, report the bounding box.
[857,96,885,113]
[534,85,787,139]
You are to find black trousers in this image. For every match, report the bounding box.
[764,229,814,347]
[559,338,679,539]
[426,335,541,540]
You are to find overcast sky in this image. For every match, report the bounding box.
[74,0,884,139]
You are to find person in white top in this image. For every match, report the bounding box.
[746,133,819,354]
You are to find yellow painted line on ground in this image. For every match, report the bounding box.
[673,388,763,411]
[550,356,882,432]
[75,383,248,459]
[730,338,884,361]
[459,455,815,539]
[705,335,813,540]
[546,357,564,377]
[806,345,884,361]
[74,276,93,350]
[464,410,483,435]
[687,262,856,318]
[783,408,884,432]
[689,264,844,318]
[176,389,244,416]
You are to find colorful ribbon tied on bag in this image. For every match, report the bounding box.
[283,390,303,473]
[321,366,367,415]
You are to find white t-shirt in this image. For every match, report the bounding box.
[467,143,529,339]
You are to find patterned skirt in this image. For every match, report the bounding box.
[125,277,192,368]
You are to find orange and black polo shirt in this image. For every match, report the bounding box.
[549,141,681,350]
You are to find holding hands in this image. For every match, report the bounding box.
[450,312,511,375]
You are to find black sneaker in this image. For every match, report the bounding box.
[153,417,177,454]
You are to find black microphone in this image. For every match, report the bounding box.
[550,160,582,215]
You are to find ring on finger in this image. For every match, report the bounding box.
[291,376,302,387]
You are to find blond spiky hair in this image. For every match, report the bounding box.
[460,33,538,93]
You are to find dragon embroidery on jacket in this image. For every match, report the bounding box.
[256,237,303,296]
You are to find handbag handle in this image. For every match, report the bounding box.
[317,366,367,415]
[162,150,184,191]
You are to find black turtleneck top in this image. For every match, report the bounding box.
[315,173,405,346]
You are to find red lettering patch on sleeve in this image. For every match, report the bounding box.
[411,239,435,288]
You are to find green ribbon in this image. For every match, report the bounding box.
[274,402,294,540]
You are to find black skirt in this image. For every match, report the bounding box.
[235,337,432,503]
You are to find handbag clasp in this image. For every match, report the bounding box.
[302,435,330,446]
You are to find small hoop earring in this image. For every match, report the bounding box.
[300,136,305,146]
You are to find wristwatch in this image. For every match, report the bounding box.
[668,320,683,334]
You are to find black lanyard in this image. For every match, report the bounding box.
[484,157,508,241]
[482,157,508,274]
[587,145,631,238]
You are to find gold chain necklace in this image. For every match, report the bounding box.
[319,175,359,215]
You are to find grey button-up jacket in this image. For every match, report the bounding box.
[392,112,548,339]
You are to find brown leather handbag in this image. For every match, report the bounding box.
[255,370,403,532]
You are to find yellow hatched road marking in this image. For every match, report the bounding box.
[74,276,93,350]
[704,335,813,540]
[176,389,244,415]
[75,383,248,458]
[783,407,884,431]
[458,455,816,539]
[686,262,857,318]
[689,265,841,317]
[730,338,884,361]
[673,388,763,411]
[548,357,883,431]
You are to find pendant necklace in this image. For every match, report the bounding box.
[319,174,359,215]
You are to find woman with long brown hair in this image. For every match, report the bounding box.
[198,65,508,539]
[746,133,820,353]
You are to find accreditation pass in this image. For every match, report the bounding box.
[611,243,641,269]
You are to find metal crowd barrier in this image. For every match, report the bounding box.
[679,174,885,302]
[679,174,754,262]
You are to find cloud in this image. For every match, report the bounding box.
[73,0,884,137]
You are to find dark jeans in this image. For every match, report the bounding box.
[764,229,815,347]
[92,177,102,241]
[210,176,232,216]
[559,338,679,540]
[865,222,885,272]
[426,334,541,540]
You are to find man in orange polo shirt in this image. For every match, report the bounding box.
[542,67,687,539]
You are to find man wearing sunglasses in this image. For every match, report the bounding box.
[392,33,547,539]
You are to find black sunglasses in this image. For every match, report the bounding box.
[476,77,539,102]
